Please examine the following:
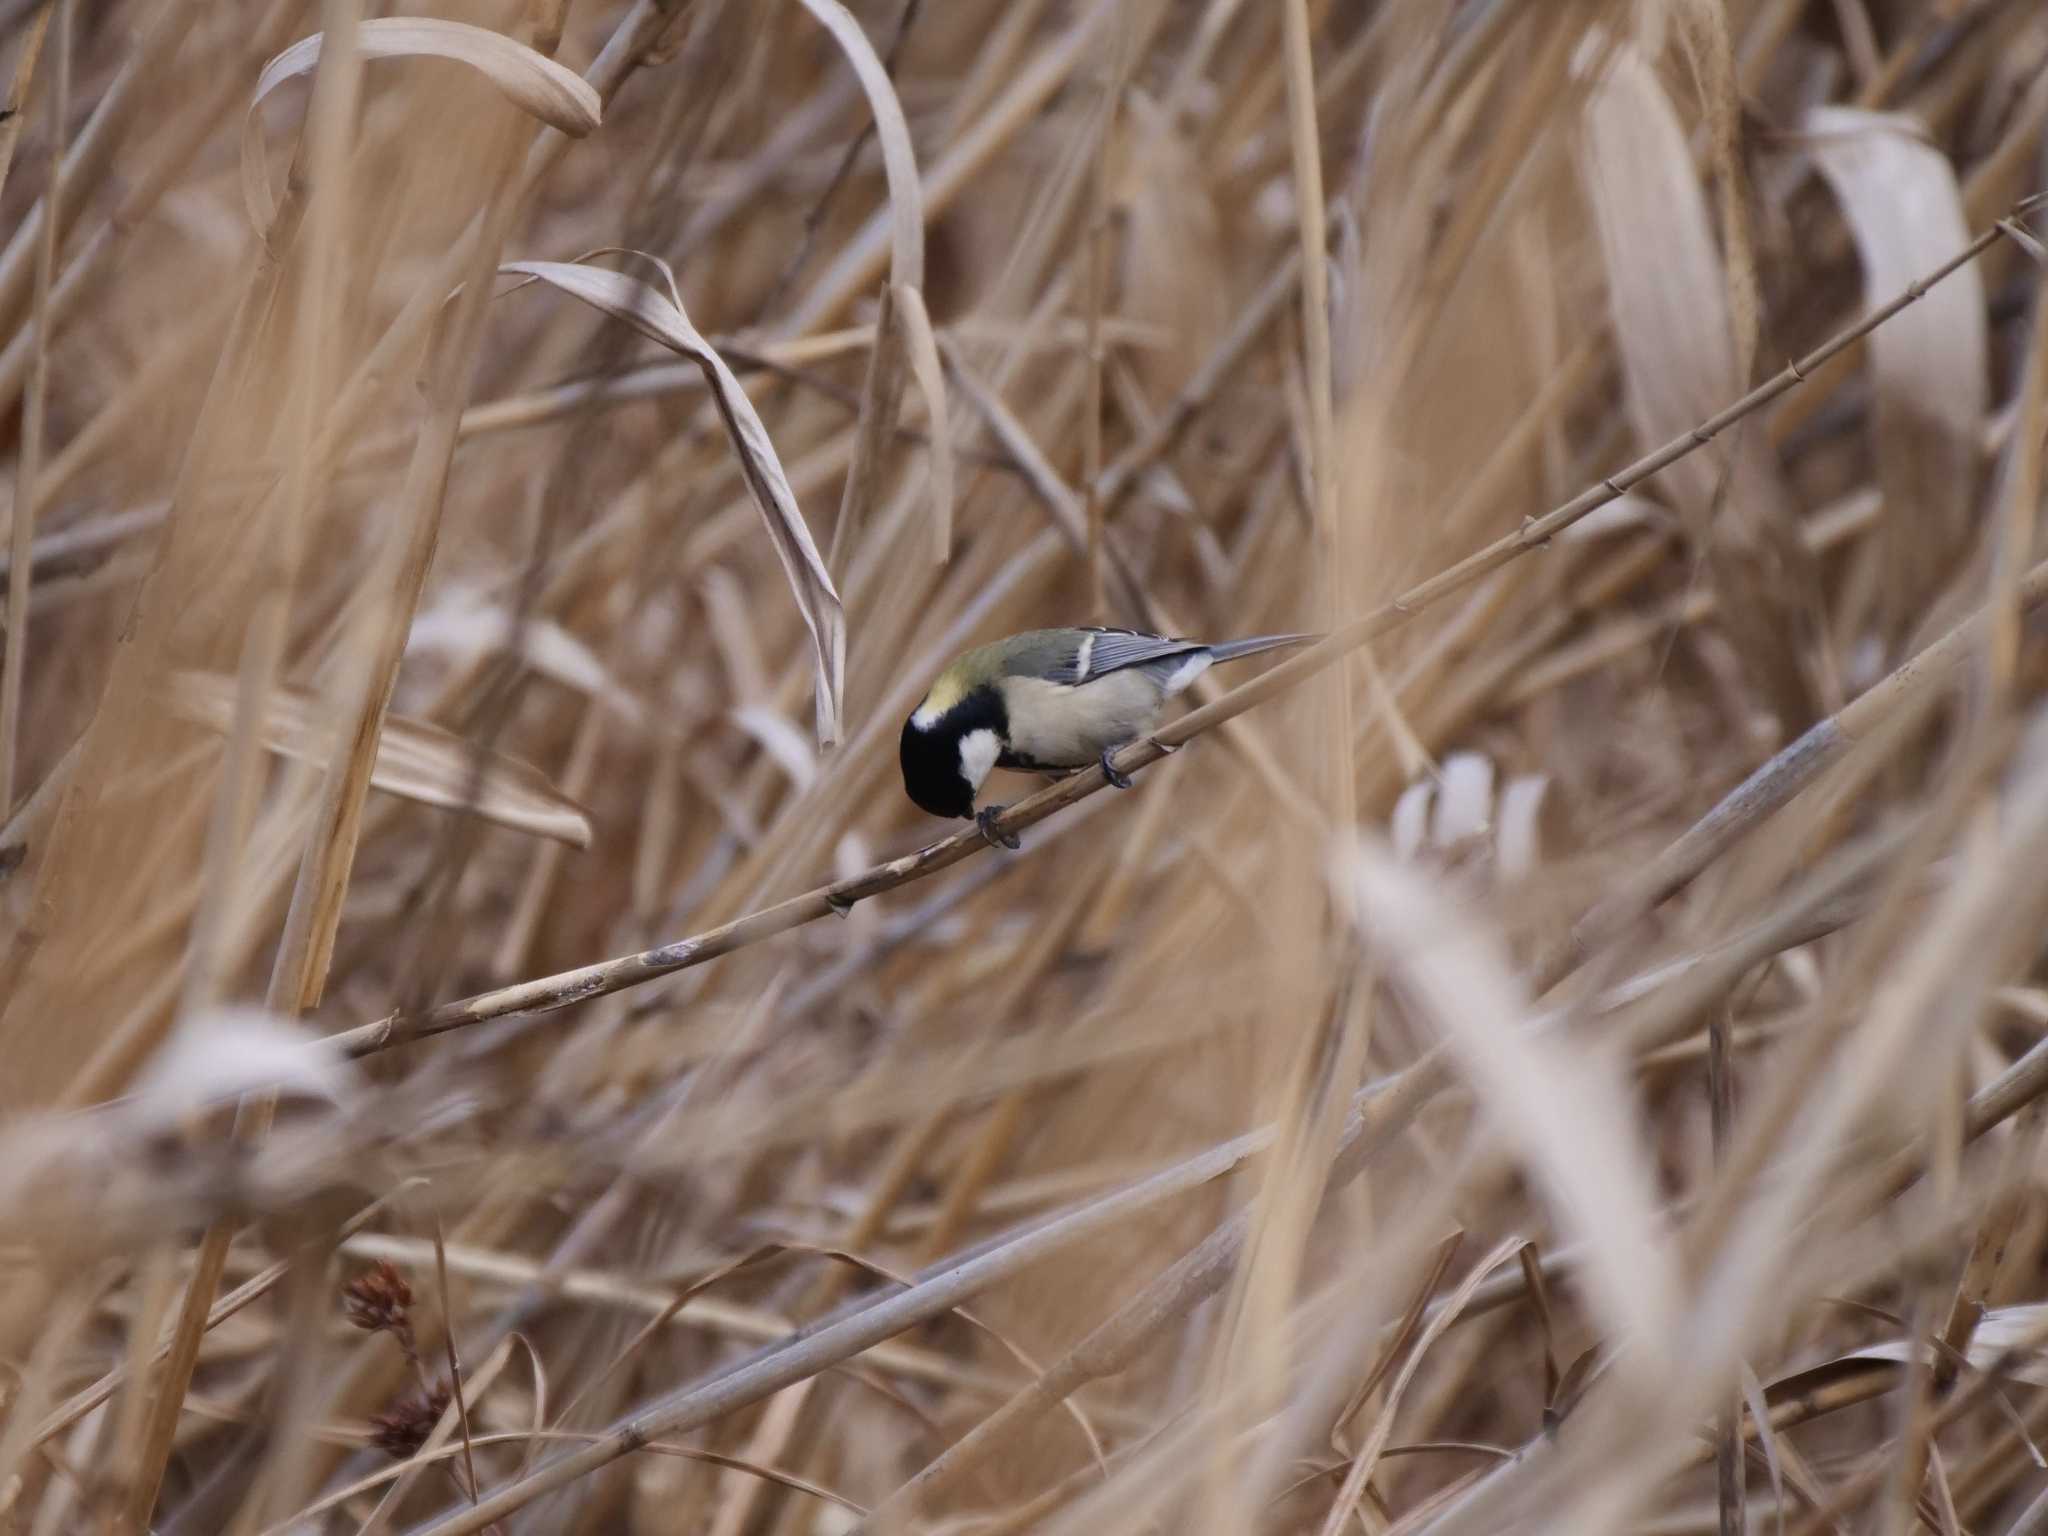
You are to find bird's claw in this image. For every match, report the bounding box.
[825,890,856,918]
[976,805,1021,851]
[1099,748,1134,790]
[1148,736,1180,756]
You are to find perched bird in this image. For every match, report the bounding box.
[899,625,1314,847]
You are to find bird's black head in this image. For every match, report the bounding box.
[899,687,1008,822]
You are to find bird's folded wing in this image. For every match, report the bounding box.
[1070,627,1202,682]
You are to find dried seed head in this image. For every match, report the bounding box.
[368,1381,451,1460]
[342,1260,413,1334]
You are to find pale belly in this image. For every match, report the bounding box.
[998,670,1170,770]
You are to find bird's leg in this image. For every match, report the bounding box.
[1099,747,1134,790]
[975,805,1021,850]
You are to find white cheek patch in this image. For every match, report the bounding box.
[957,728,1002,790]
[1162,652,1213,696]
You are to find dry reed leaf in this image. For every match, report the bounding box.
[699,565,770,703]
[1493,775,1551,881]
[829,281,909,574]
[1579,38,1819,726]
[407,589,646,727]
[123,1006,359,1130]
[1340,834,1682,1376]
[789,0,925,291]
[1802,105,1986,623]
[1572,40,1736,518]
[1390,778,1431,861]
[791,0,948,575]
[243,19,601,230]
[1431,751,1494,848]
[1578,40,1742,516]
[730,706,818,789]
[1557,492,1665,542]
[1383,760,1550,881]
[893,282,954,564]
[1736,1361,1788,1536]
[498,259,846,745]
[1841,1302,2048,1385]
[165,670,593,849]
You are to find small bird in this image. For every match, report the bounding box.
[899,625,1314,847]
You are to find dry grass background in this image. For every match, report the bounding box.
[2,0,2048,1531]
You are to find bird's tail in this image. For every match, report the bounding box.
[1207,632,1321,665]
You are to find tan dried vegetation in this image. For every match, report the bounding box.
[2,0,2048,1532]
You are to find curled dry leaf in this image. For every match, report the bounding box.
[1802,106,1986,628]
[244,19,601,231]
[497,260,847,746]
[166,670,593,848]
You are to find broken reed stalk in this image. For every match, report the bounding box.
[334,191,2046,1064]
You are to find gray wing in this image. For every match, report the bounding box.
[983,627,1206,687]
[1066,626,1205,683]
